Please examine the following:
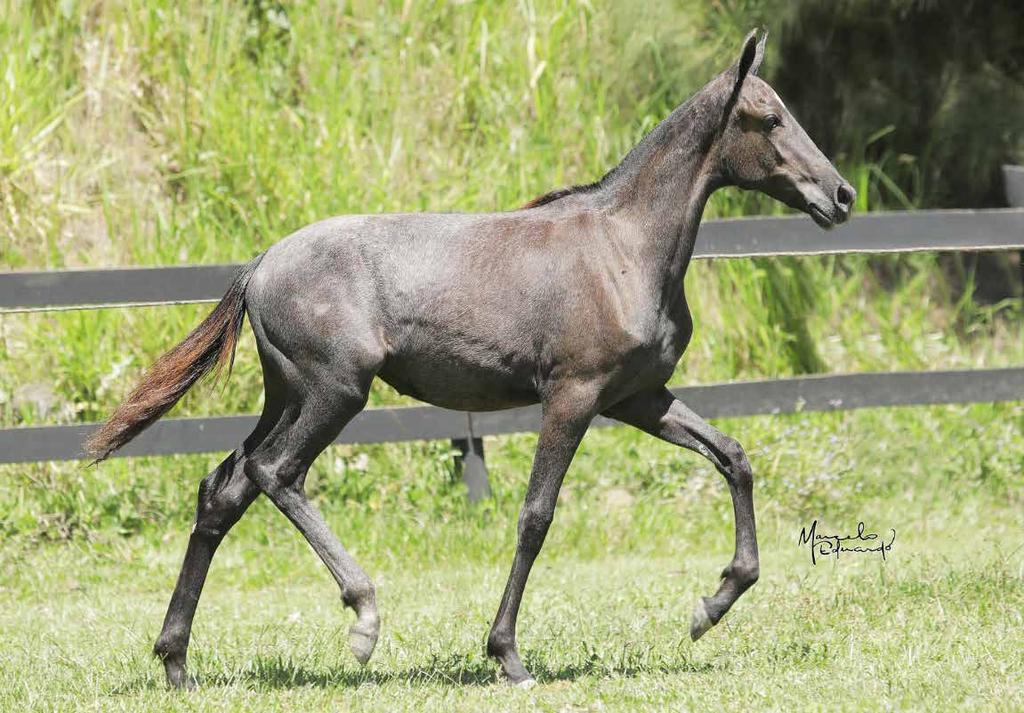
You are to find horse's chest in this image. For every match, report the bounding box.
[641,316,692,375]
[601,302,693,383]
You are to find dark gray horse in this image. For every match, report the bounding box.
[87,29,853,689]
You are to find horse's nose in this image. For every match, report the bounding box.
[835,182,856,216]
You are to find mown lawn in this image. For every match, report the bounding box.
[2,406,1022,712]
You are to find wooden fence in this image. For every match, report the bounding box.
[3,167,1023,500]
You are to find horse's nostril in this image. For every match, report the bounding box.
[835,183,855,210]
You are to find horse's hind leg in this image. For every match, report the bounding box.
[243,374,381,666]
[153,444,262,689]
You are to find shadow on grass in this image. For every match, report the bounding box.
[233,654,715,690]
[111,651,717,694]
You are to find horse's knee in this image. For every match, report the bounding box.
[518,506,554,551]
[720,437,753,487]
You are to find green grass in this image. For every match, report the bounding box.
[3,529,1022,711]
[1,404,1023,711]
[1,1,1023,710]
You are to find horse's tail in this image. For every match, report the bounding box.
[85,253,266,463]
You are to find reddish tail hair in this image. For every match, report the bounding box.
[85,254,265,462]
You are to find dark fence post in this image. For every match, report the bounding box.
[1003,165,1024,208]
[452,414,491,502]
[1002,165,1024,293]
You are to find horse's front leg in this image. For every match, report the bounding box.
[606,387,759,641]
[487,382,598,687]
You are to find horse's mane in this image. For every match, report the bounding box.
[521,186,582,209]
[520,174,612,209]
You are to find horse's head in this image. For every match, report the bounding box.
[717,30,855,229]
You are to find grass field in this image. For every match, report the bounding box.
[3,405,1023,711]
[3,521,1022,711]
[2,1,1023,710]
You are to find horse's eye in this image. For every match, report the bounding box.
[763,115,781,132]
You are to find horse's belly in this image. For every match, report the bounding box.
[377,355,538,411]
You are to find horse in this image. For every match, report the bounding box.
[87,29,854,689]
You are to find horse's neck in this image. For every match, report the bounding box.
[599,85,726,291]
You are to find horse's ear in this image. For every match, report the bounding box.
[734,28,767,88]
[752,29,768,76]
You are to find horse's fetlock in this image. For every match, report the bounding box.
[343,579,377,613]
[731,561,759,587]
[154,630,187,660]
[487,631,515,658]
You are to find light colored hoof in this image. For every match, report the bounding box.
[690,598,714,642]
[515,677,537,690]
[348,622,379,665]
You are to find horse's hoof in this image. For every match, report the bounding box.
[166,673,196,691]
[162,658,195,691]
[348,621,379,665]
[690,598,714,642]
[512,677,537,690]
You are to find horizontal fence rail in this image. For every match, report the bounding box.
[2,368,1021,465]
[3,208,1024,311]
